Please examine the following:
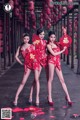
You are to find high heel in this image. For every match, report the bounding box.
[65,96,73,106]
[13,101,17,107]
[13,97,18,107]
[36,97,39,107]
[47,96,54,106]
[67,101,73,106]
[48,101,54,106]
[36,103,39,107]
[28,99,32,105]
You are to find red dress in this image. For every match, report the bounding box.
[21,45,40,72]
[33,39,47,67]
[48,46,61,70]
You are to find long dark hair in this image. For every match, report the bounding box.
[20,33,29,47]
[36,28,44,35]
[48,31,55,37]
[23,33,29,38]
[47,31,55,44]
[48,31,60,47]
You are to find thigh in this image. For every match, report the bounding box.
[22,68,31,84]
[38,65,42,77]
[55,68,64,82]
[48,63,55,81]
[33,65,42,82]
[34,69,40,81]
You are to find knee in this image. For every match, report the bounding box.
[35,79,39,84]
[48,78,53,83]
[60,78,65,84]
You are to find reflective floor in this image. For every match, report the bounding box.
[0,62,80,120]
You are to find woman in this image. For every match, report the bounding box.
[28,28,48,106]
[13,33,40,106]
[47,31,72,106]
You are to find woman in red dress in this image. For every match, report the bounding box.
[47,31,72,106]
[29,28,48,106]
[13,33,40,106]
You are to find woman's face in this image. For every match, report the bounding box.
[63,28,67,35]
[38,31,45,40]
[23,36,30,43]
[49,34,56,42]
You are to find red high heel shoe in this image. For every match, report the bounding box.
[65,96,73,106]
[36,102,39,107]
[12,101,17,107]
[48,101,54,106]
[47,97,54,106]
[28,99,32,105]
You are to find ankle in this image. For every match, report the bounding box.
[36,97,39,103]
[29,99,32,102]
[65,96,72,103]
[14,96,18,102]
[29,96,32,101]
[48,96,52,102]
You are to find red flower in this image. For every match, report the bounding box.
[32,34,40,43]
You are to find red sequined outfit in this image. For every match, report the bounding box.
[21,45,40,72]
[48,46,61,70]
[33,39,47,67]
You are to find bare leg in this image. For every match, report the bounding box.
[14,68,31,105]
[48,63,55,102]
[29,80,35,102]
[29,66,42,102]
[34,69,41,105]
[56,68,71,102]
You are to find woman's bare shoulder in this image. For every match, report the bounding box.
[47,43,51,48]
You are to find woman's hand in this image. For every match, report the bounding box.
[63,46,67,51]
[20,63,24,66]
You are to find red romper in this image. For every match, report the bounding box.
[21,45,40,72]
[48,45,61,70]
[33,39,47,67]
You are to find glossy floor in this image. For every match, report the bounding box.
[0,62,80,120]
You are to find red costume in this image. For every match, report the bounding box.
[48,46,61,70]
[32,34,47,67]
[21,45,40,72]
[59,34,72,55]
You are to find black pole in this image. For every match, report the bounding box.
[63,18,66,61]
[3,12,7,69]
[66,14,70,65]
[58,22,59,41]
[77,3,80,74]
[14,19,17,52]
[11,13,15,62]
[8,13,11,66]
[71,9,74,69]
[61,19,63,59]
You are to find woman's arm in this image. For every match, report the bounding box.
[47,44,66,56]
[15,46,23,65]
